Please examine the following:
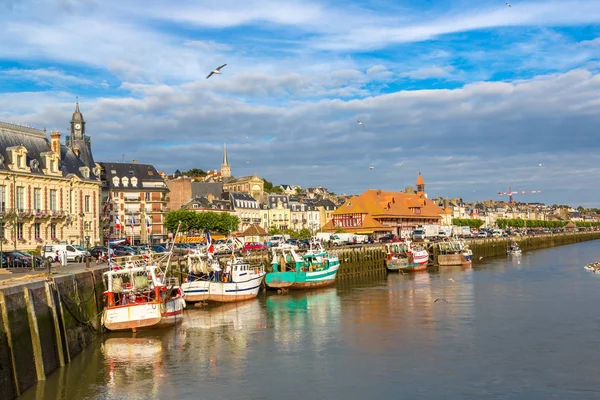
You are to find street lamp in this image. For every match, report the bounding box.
[79,212,85,247]
[5,174,17,250]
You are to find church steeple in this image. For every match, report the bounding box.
[221,141,231,179]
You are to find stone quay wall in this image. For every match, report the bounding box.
[0,268,107,399]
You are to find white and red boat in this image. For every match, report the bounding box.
[385,240,429,272]
[101,264,185,332]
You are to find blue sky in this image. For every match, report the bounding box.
[1,0,600,206]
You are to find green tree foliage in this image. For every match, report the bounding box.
[164,210,239,235]
[268,225,281,235]
[334,227,347,233]
[297,228,312,239]
[182,168,207,177]
[262,178,283,194]
[451,218,484,229]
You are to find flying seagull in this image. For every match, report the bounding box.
[357,120,365,128]
[206,64,227,79]
[506,2,511,6]
[369,165,375,170]
[538,163,543,167]
[395,162,404,167]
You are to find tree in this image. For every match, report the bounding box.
[335,227,347,233]
[262,178,283,194]
[164,210,197,232]
[298,228,312,239]
[295,187,303,195]
[268,225,281,235]
[182,168,207,177]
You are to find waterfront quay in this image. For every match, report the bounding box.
[1,231,599,399]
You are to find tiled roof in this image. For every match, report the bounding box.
[100,162,167,191]
[0,122,98,181]
[333,189,444,219]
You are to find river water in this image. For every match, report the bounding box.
[23,240,600,400]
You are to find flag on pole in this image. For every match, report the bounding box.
[146,217,151,235]
[206,229,214,254]
[130,215,135,233]
[102,196,110,215]
[115,215,122,230]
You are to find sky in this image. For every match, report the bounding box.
[1,0,600,207]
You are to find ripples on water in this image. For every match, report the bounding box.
[23,241,600,399]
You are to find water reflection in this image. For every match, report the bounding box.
[103,337,164,397]
[266,289,341,353]
[21,242,600,399]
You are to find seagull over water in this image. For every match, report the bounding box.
[506,2,511,6]
[357,120,365,128]
[206,64,227,79]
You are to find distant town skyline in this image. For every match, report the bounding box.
[1,0,600,206]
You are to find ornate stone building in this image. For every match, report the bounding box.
[0,103,101,250]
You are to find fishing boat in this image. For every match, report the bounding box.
[437,240,473,266]
[182,254,265,303]
[101,263,186,332]
[507,241,522,255]
[385,241,429,272]
[266,242,340,289]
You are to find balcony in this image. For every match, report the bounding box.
[124,197,141,202]
[0,209,68,219]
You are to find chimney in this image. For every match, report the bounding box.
[50,131,61,160]
[133,160,138,164]
[73,145,80,157]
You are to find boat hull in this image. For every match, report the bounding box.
[266,263,340,290]
[182,273,265,303]
[102,298,184,332]
[438,254,464,266]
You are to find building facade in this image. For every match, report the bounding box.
[289,200,321,233]
[262,195,290,231]
[325,174,443,238]
[0,104,101,250]
[225,192,261,232]
[100,162,169,244]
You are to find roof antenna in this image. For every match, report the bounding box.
[121,154,125,162]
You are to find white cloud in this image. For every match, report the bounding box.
[0,68,94,86]
[2,68,600,204]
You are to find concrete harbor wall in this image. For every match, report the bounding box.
[0,268,107,399]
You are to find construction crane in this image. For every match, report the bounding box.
[498,186,542,203]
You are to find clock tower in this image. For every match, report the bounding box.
[70,99,85,140]
[66,99,96,169]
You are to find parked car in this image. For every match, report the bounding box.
[243,242,266,252]
[42,244,89,262]
[297,239,311,248]
[112,245,137,256]
[89,246,114,259]
[476,231,488,238]
[379,234,400,243]
[150,245,168,253]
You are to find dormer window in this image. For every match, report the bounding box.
[79,166,90,179]
[112,176,120,186]
[131,177,138,186]
[122,177,129,186]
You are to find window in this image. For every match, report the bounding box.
[112,177,119,186]
[145,192,150,201]
[0,186,5,211]
[122,177,129,186]
[16,222,23,239]
[50,223,57,239]
[34,223,41,239]
[33,188,41,211]
[85,196,90,213]
[16,187,25,211]
[49,189,57,211]
[131,177,138,186]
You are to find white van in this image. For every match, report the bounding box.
[42,244,89,263]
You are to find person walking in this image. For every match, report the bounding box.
[54,250,61,268]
